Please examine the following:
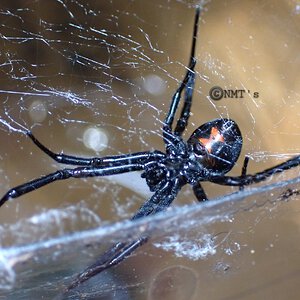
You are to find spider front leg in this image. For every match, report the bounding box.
[0,132,165,207]
[26,131,100,166]
[163,7,200,142]
[174,66,196,135]
[27,131,164,166]
[163,60,196,135]
[174,7,200,135]
[0,164,145,207]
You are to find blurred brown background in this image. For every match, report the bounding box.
[0,0,299,299]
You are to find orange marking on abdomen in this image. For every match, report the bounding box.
[199,127,225,153]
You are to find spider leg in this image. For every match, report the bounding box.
[27,131,164,166]
[65,178,182,292]
[0,164,144,207]
[163,7,200,141]
[65,238,148,291]
[239,156,250,191]
[192,181,208,202]
[209,156,300,187]
[163,68,194,134]
[174,67,196,135]
[174,7,200,135]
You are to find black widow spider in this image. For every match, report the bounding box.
[1,6,300,292]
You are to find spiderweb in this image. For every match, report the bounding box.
[0,0,299,299]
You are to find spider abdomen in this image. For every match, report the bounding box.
[187,118,243,174]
